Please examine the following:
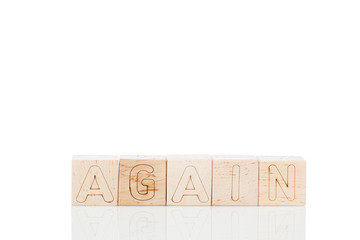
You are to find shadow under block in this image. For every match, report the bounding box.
[258,156,306,206]
[167,155,212,206]
[212,155,258,206]
[72,155,119,206]
[118,155,167,206]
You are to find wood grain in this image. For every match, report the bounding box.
[258,156,306,206]
[167,155,212,206]
[212,155,258,206]
[72,155,119,206]
[118,155,166,206]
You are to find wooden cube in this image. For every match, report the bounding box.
[212,155,258,206]
[167,155,212,206]
[258,156,306,206]
[72,155,119,206]
[118,155,167,206]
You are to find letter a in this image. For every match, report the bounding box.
[76,165,114,203]
[172,166,209,203]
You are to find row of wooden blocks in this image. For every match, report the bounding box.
[72,155,306,206]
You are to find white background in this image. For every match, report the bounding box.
[0,0,359,239]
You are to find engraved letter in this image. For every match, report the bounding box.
[129,164,155,201]
[268,164,295,201]
[76,165,114,203]
[172,166,209,203]
[231,165,240,201]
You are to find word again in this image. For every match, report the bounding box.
[72,155,306,206]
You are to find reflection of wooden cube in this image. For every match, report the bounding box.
[72,155,119,206]
[258,156,306,206]
[118,206,166,240]
[167,207,212,240]
[72,206,119,240]
[212,155,258,206]
[259,207,305,240]
[118,155,166,206]
[167,155,212,206]
[212,206,259,239]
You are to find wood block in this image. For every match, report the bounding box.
[72,155,119,206]
[167,155,212,206]
[118,155,167,206]
[212,155,258,206]
[258,156,306,206]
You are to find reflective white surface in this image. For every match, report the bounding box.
[72,206,305,240]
